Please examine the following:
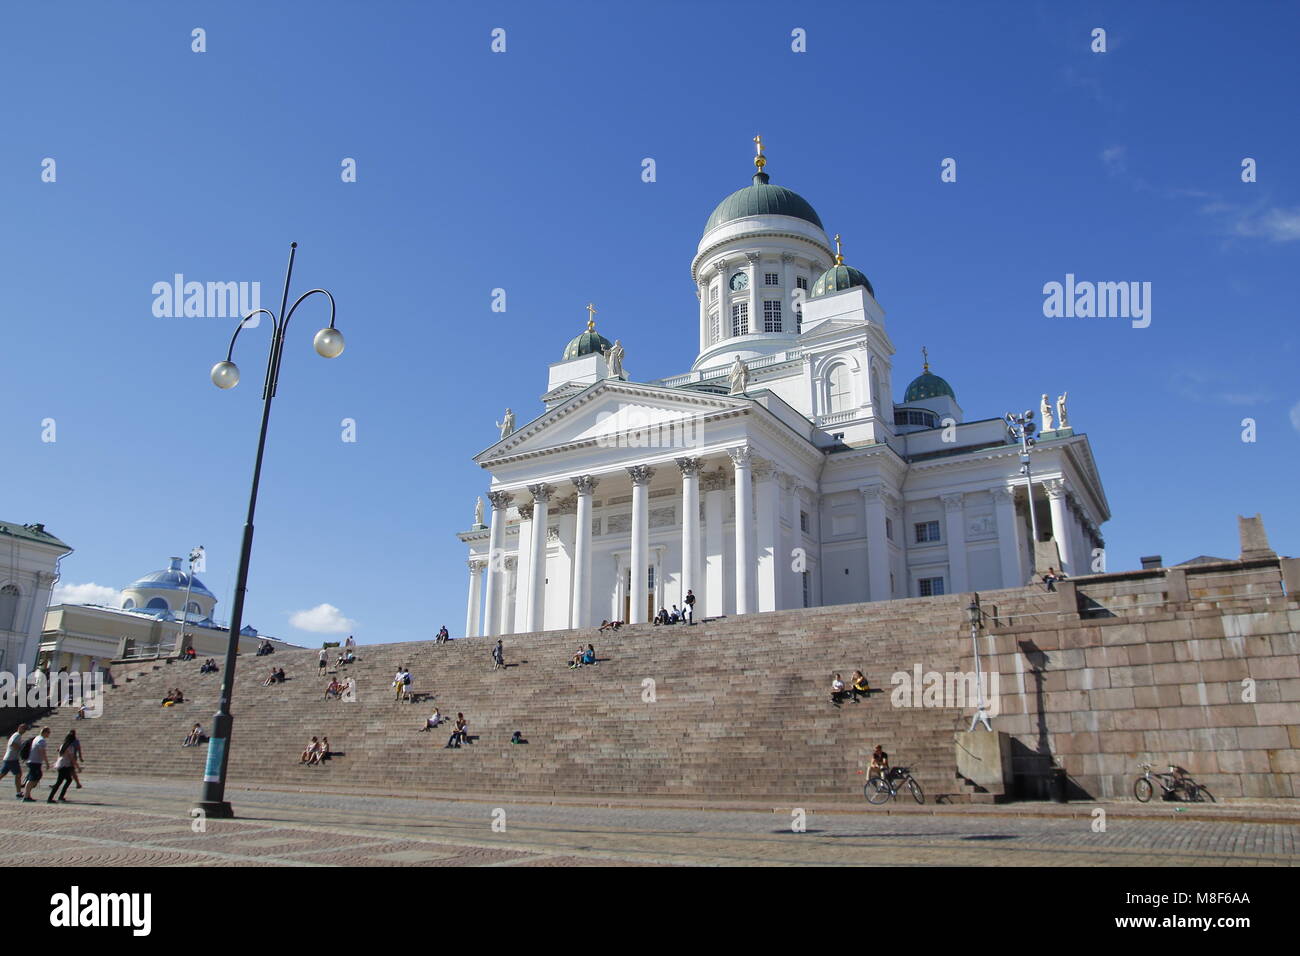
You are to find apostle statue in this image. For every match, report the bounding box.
[728,354,749,395]
[1039,393,1054,431]
[604,339,625,378]
[495,407,515,439]
[474,496,484,527]
[1056,392,1069,429]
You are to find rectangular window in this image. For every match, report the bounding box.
[801,571,811,608]
[885,517,893,541]
[710,284,719,303]
[918,576,945,597]
[709,311,720,344]
[763,299,781,332]
[914,520,941,544]
[764,272,780,286]
[796,276,808,290]
[731,302,749,336]
[799,510,810,533]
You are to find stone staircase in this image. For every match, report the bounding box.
[64,588,1053,803]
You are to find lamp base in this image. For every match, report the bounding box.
[194,801,234,819]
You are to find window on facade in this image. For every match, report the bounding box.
[763,299,782,332]
[828,364,852,413]
[802,571,811,608]
[146,597,170,611]
[886,517,894,541]
[731,302,749,336]
[647,565,655,590]
[799,511,810,533]
[710,284,719,304]
[764,272,780,286]
[918,576,945,597]
[0,585,18,632]
[709,311,720,344]
[914,520,941,544]
[796,276,808,290]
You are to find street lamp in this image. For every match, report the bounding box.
[1004,410,1040,547]
[194,242,344,819]
[967,595,993,732]
[177,546,204,654]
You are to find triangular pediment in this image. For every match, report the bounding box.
[476,380,750,463]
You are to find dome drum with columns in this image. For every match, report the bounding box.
[457,139,1111,637]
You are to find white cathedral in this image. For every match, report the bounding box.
[459,140,1110,635]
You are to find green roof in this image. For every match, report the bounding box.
[903,370,955,403]
[562,328,613,361]
[704,172,824,232]
[0,520,71,550]
[810,262,874,299]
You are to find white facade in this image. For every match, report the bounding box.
[0,521,72,670]
[458,153,1111,634]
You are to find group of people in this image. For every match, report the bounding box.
[392,665,414,701]
[652,588,696,626]
[435,626,450,644]
[183,723,205,747]
[182,646,198,661]
[323,676,355,700]
[160,688,185,707]
[300,736,332,765]
[262,667,287,686]
[198,658,219,674]
[1,724,84,803]
[568,644,596,669]
[256,640,275,656]
[830,671,870,705]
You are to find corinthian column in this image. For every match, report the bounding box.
[676,457,702,610]
[570,475,598,628]
[729,445,755,615]
[465,559,485,637]
[526,484,554,631]
[1045,479,1073,575]
[627,465,655,624]
[482,490,513,636]
[941,492,968,594]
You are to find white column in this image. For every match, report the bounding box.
[676,458,701,608]
[861,484,891,602]
[464,559,484,637]
[941,492,969,594]
[991,486,1024,587]
[745,253,760,334]
[1046,479,1073,575]
[703,467,726,617]
[627,465,654,624]
[482,491,512,636]
[513,503,533,633]
[570,475,598,628]
[729,445,755,615]
[502,557,517,634]
[697,284,708,354]
[526,483,553,631]
[780,252,794,332]
[755,460,779,612]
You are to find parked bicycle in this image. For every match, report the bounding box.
[860,766,925,805]
[1133,763,1215,803]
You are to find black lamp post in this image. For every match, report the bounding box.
[194,242,344,818]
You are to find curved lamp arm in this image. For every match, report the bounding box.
[270,289,338,396]
[222,309,280,362]
[282,289,337,333]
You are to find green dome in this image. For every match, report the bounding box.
[562,326,613,361]
[810,263,874,299]
[704,173,824,233]
[903,370,955,403]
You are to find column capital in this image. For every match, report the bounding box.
[627,464,655,486]
[675,456,704,477]
[570,474,599,495]
[468,558,486,572]
[546,527,560,542]
[744,252,760,263]
[727,444,754,468]
[517,502,534,521]
[503,556,517,571]
[990,485,1016,503]
[859,483,886,501]
[1043,478,1067,500]
[714,260,728,275]
[780,251,795,263]
[486,490,514,511]
[701,468,729,492]
[527,482,556,504]
[941,492,964,512]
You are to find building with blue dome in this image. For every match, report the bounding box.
[458,139,1111,634]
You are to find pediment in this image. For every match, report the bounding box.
[476,381,749,463]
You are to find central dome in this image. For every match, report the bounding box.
[704,172,824,233]
[128,557,215,599]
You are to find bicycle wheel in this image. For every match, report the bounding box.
[866,777,892,805]
[1134,777,1154,802]
[907,777,925,805]
[1188,784,1215,804]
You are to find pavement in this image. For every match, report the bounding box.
[0,775,1296,866]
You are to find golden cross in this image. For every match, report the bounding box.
[833,233,843,264]
[922,345,929,371]
[753,134,766,170]
[585,302,597,330]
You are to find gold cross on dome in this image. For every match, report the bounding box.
[834,234,843,264]
[753,134,766,169]
[585,302,597,330]
[922,345,929,372]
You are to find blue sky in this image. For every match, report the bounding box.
[2,1,1296,646]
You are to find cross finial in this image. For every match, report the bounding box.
[585,302,597,331]
[753,134,766,170]
[833,233,843,265]
[922,345,929,372]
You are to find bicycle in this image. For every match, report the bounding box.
[860,766,925,805]
[1133,764,1215,803]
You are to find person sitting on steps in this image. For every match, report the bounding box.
[421,708,445,732]
[1042,567,1059,592]
[301,737,322,764]
[183,723,204,747]
[324,678,344,700]
[445,714,469,748]
[830,673,847,705]
[263,667,278,687]
[850,670,870,701]
[869,744,889,781]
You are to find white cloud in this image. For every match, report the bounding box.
[1290,401,1300,433]
[1233,206,1300,243]
[289,603,356,634]
[1099,145,1127,175]
[52,582,121,606]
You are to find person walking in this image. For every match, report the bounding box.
[683,589,696,625]
[492,640,504,672]
[21,727,51,802]
[1,723,27,797]
[47,731,80,803]
[318,648,328,673]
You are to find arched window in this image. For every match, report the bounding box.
[827,365,853,413]
[0,585,19,631]
[185,601,201,615]
[122,599,135,610]
[146,597,170,611]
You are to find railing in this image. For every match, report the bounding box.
[653,348,804,389]
[118,642,178,661]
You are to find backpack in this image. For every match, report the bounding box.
[19,738,32,760]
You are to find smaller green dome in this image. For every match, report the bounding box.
[810,263,874,299]
[904,370,955,403]
[563,326,613,361]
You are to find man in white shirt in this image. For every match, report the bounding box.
[22,727,51,802]
[1,723,28,797]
